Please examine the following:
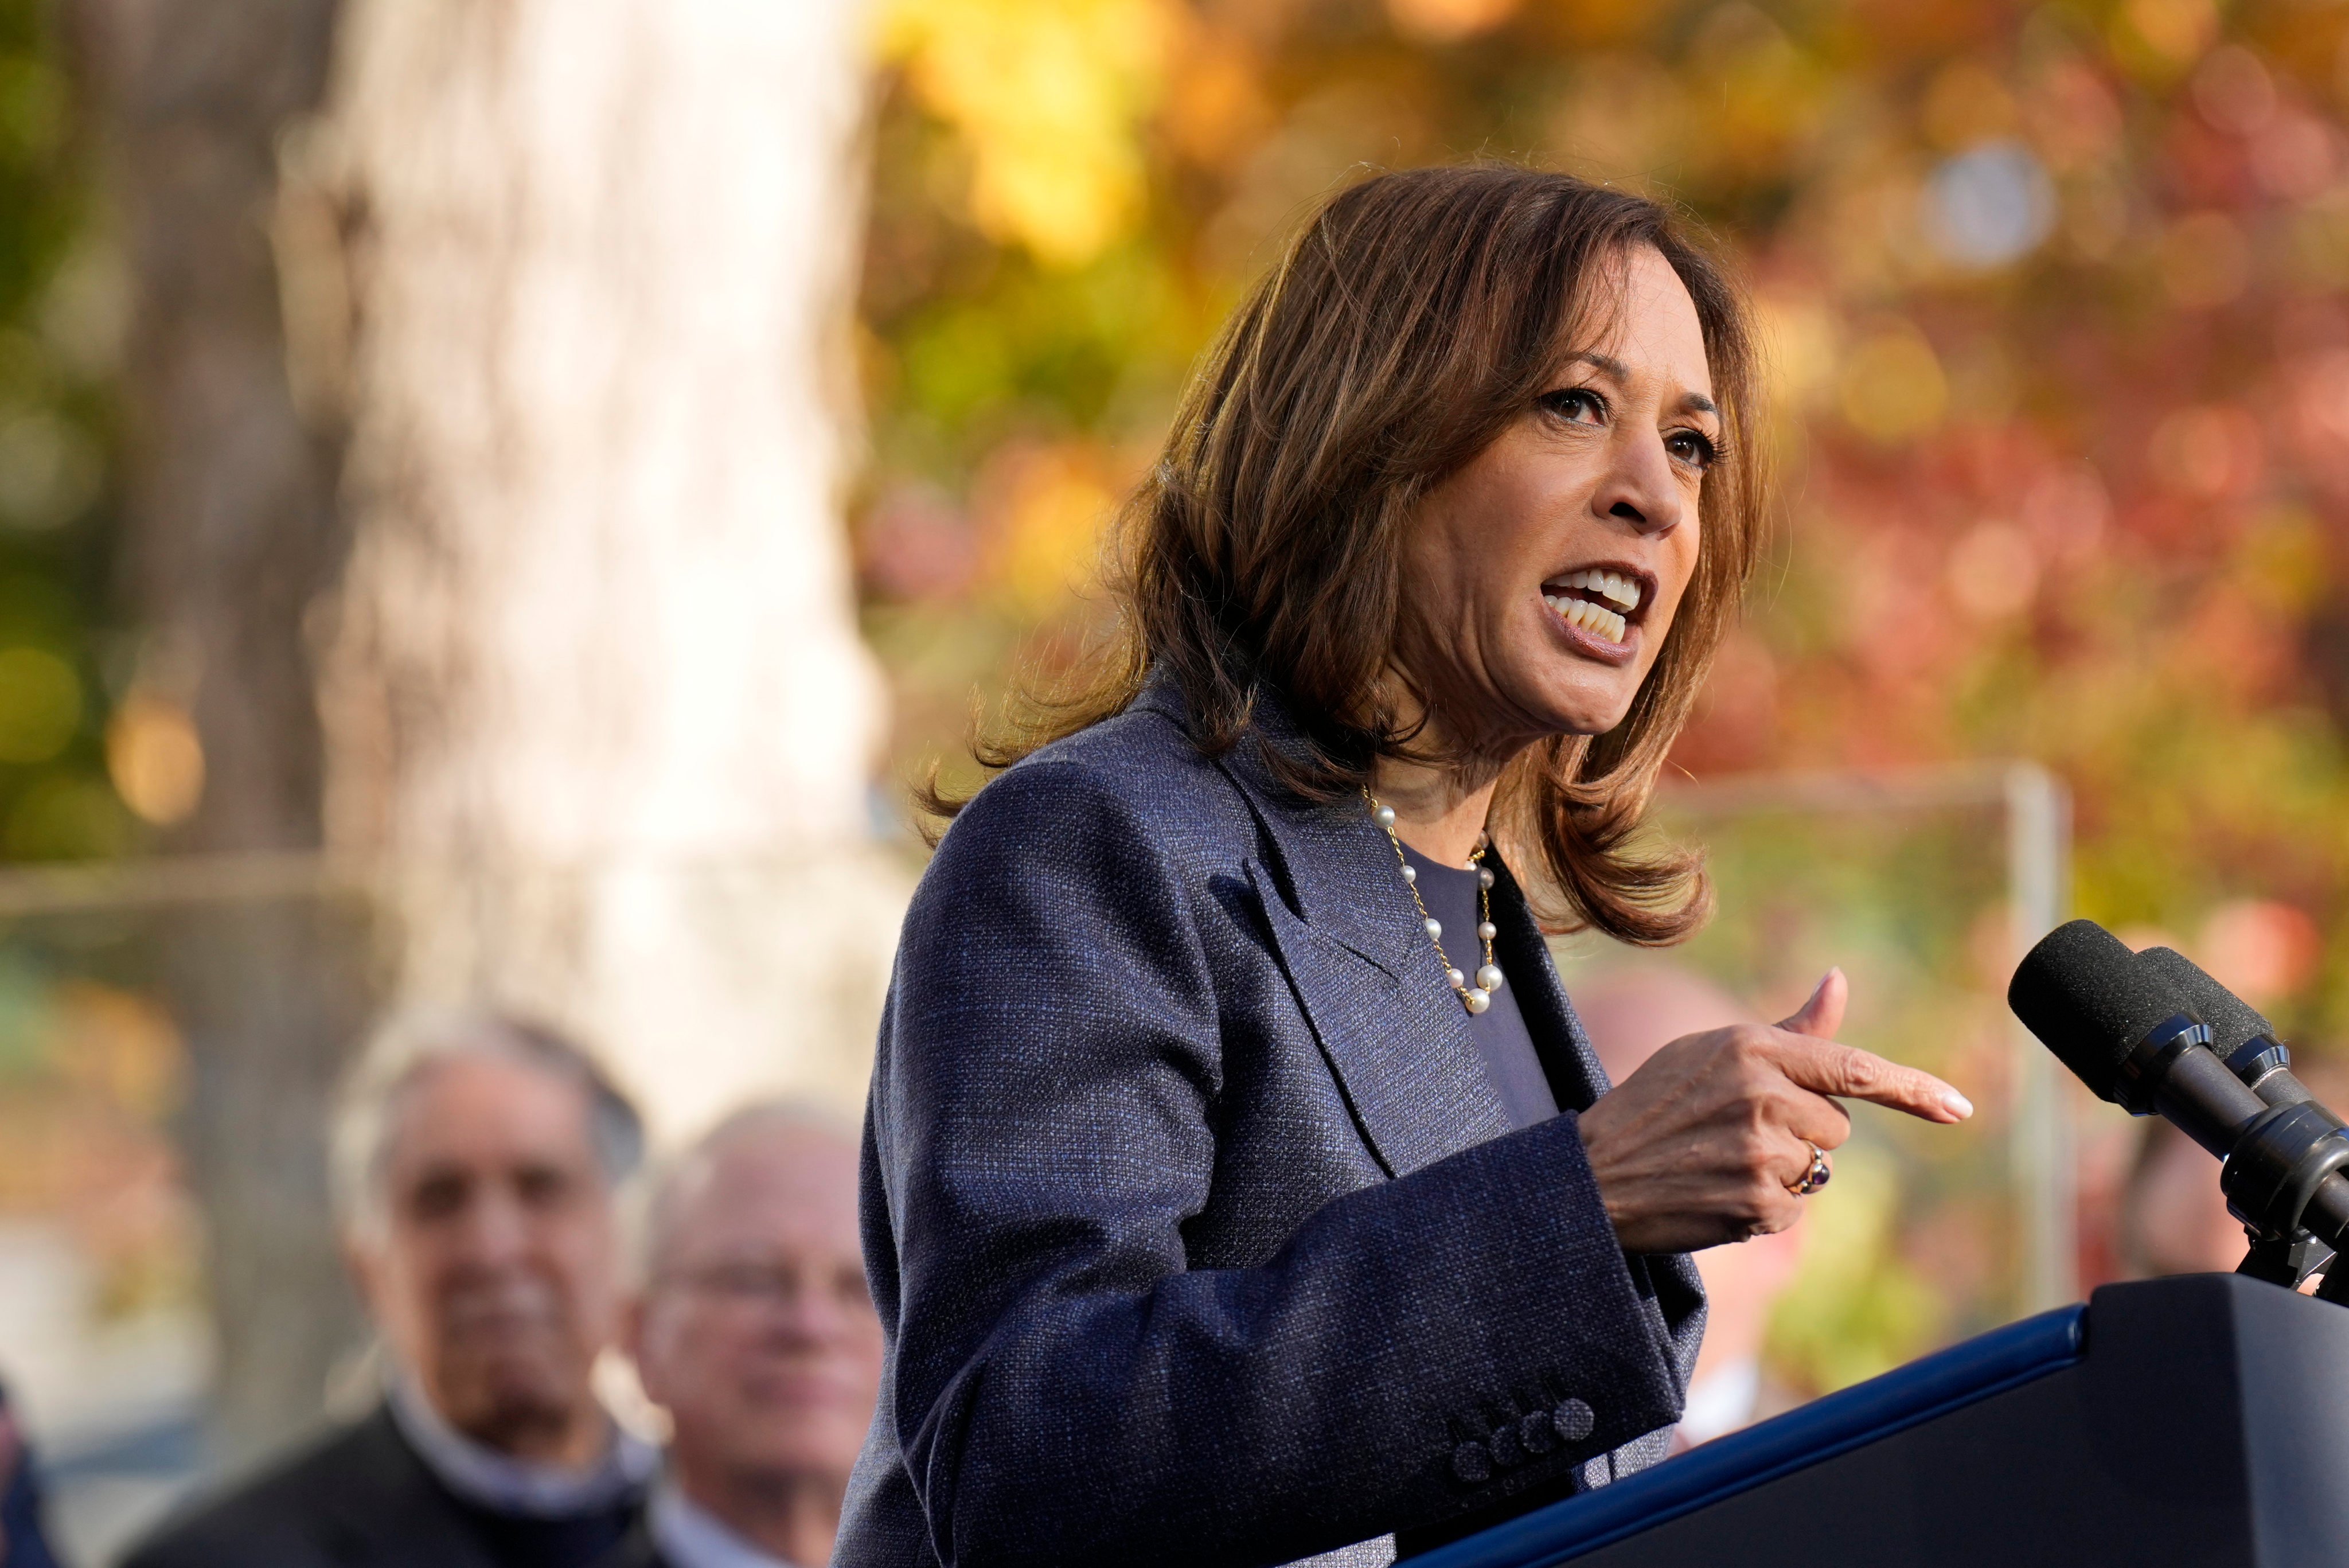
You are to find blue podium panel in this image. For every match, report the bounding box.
[1409,1274,2349,1568]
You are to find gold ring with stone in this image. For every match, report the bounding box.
[1790,1140,1831,1197]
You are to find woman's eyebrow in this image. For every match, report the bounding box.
[1562,349,1630,382]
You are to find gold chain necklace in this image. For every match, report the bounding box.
[1363,787,1505,1015]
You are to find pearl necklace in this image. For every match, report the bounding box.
[1364,789,1505,1015]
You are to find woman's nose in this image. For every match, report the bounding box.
[1597,434,1686,537]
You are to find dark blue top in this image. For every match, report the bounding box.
[1399,844,1559,1130]
[836,676,1704,1568]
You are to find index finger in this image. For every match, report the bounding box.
[1761,1032,1973,1124]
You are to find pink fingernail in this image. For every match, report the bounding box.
[1942,1090,1974,1120]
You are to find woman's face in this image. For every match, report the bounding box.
[1395,244,1718,752]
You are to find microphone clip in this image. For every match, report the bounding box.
[2237,1230,2336,1290]
[2221,1100,2349,1244]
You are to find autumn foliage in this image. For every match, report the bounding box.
[860,0,2349,1050]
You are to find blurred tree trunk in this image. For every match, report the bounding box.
[67,0,895,1469]
[303,0,900,1137]
[62,0,373,1466]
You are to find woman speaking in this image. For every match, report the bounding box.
[836,166,1971,1568]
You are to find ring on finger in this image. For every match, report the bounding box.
[1789,1139,1831,1197]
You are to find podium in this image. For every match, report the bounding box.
[1412,1273,2349,1568]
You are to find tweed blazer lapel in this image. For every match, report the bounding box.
[1141,681,1514,1178]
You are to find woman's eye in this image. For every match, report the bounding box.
[1540,388,1604,424]
[1667,430,1719,471]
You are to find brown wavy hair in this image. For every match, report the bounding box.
[924,164,1769,945]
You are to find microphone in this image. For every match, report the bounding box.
[2007,920,2261,1141]
[2135,946,2338,1121]
[2127,944,2348,1286]
[2008,919,2349,1260]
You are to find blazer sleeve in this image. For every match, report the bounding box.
[873,758,1691,1567]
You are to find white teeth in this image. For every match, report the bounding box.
[1547,593,1627,644]
[1554,568,1642,612]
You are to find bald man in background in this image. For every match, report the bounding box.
[1576,965,1810,1449]
[604,1104,883,1568]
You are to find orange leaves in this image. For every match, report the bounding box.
[862,0,2349,1033]
[1386,0,1521,46]
[974,442,1122,618]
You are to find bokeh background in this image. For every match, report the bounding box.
[3,0,2348,1558]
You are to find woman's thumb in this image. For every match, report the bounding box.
[1777,967,1847,1039]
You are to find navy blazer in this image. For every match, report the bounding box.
[837,681,1704,1568]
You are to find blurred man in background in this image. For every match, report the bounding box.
[1,1380,61,1568]
[2114,1060,2349,1281]
[2116,1119,2245,1280]
[602,1103,881,1568]
[126,1011,654,1568]
[1577,966,1809,1448]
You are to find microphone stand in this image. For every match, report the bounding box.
[2212,1032,2349,1297]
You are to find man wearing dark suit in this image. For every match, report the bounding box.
[1,1380,63,1568]
[124,1011,656,1568]
[595,1103,883,1568]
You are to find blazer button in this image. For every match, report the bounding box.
[1518,1411,1558,1456]
[1450,1441,1493,1485]
[1486,1421,1525,1469]
[1552,1398,1595,1443]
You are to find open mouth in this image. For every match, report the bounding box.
[1541,565,1653,646]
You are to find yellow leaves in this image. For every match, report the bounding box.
[0,54,64,162]
[0,407,101,531]
[1546,55,1693,185]
[44,981,186,1124]
[1687,3,1827,177]
[2233,506,2325,619]
[882,0,1180,268]
[0,646,79,763]
[1836,322,1946,446]
[4,775,125,860]
[2110,0,2218,80]
[1921,62,2020,153]
[107,695,205,826]
[1754,292,1837,413]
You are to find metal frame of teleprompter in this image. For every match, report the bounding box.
[1655,760,2074,1315]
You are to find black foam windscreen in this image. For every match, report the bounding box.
[2138,946,2276,1058]
[2007,918,2187,1102]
